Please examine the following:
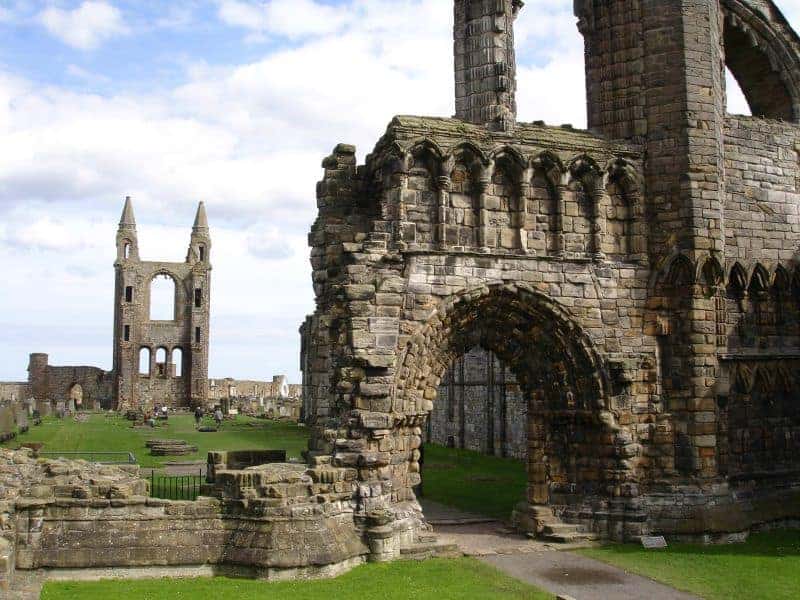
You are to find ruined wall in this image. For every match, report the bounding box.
[24,354,113,410]
[428,347,527,459]
[1,448,369,590]
[208,377,302,419]
[0,383,29,404]
[113,199,211,411]
[723,117,800,265]
[300,0,800,544]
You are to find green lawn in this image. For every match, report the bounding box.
[5,416,527,519]
[4,413,309,469]
[422,444,527,520]
[41,558,551,600]
[579,529,800,600]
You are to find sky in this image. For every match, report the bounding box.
[0,0,799,383]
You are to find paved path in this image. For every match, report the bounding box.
[423,500,699,600]
[482,552,700,600]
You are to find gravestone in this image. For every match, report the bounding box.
[14,407,29,434]
[0,406,15,442]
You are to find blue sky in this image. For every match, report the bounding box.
[0,0,798,383]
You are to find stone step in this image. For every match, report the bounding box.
[400,542,461,560]
[542,523,580,535]
[541,531,600,544]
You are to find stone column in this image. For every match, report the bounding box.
[517,168,532,252]
[591,181,606,260]
[477,162,494,252]
[554,180,567,257]
[629,191,648,265]
[393,156,411,249]
[437,175,452,250]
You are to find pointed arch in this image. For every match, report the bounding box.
[531,150,565,188]
[663,254,694,288]
[405,137,445,163]
[728,262,748,297]
[749,263,770,296]
[699,256,725,287]
[721,1,800,121]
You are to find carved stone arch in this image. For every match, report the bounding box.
[605,157,645,262]
[487,146,527,251]
[749,263,770,296]
[567,154,605,258]
[733,362,753,394]
[531,150,565,188]
[772,264,791,294]
[447,141,489,168]
[395,283,612,411]
[722,0,800,121]
[698,255,725,288]
[405,137,445,163]
[489,145,527,175]
[393,283,626,513]
[662,253,695,288]
[728,262,749,297]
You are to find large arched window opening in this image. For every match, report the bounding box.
[723,16,797,121]
[150,274,176,321]
[139,347,151,377]
[726,67,752,116]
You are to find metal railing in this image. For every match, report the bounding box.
[150,470,204,501]
[39,451,137,464]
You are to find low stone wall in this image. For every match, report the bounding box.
[1,448,416,589]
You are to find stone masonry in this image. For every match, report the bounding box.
[113,197,212,410]
[301,0,800,544]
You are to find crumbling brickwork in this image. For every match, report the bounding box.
[301,0,800,544]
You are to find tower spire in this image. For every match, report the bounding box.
[116,196,139,261]
[188,201,211,264]
[193,201,209,231]
[119,196,136,228]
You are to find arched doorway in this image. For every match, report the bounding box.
[69,383,83,411]
[395,285,620,525]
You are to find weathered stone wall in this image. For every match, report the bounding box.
[24,353,114,410]
[300,0,800,544]
[2,448,371,589]
[112,199,211,410]
[0,382,29,404]
[428,347,528,459]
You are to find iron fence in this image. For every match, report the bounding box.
[150,470,204,501]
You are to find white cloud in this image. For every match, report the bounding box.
[8,0,797,381]
[217,0,350,38]
[38,1,129,50]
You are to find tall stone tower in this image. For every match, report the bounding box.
[112,198,212,410]
[454,0,524,131]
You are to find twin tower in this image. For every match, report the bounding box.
[112,197,211,410]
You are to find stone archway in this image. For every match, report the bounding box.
[394,284,624,527]
[69,383,83,411]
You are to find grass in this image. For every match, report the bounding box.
[40,558,551,600]
[579,529,800,600]
[5,415,528,518]
[422,444,527,520]
[4,413,309,469]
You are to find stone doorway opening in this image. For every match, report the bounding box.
[397,285,618,537]
[68,383,83,411]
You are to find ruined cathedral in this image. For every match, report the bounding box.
[302,0,800,540]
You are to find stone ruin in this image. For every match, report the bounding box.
[2,0,800,591]
[301,0,800,544]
